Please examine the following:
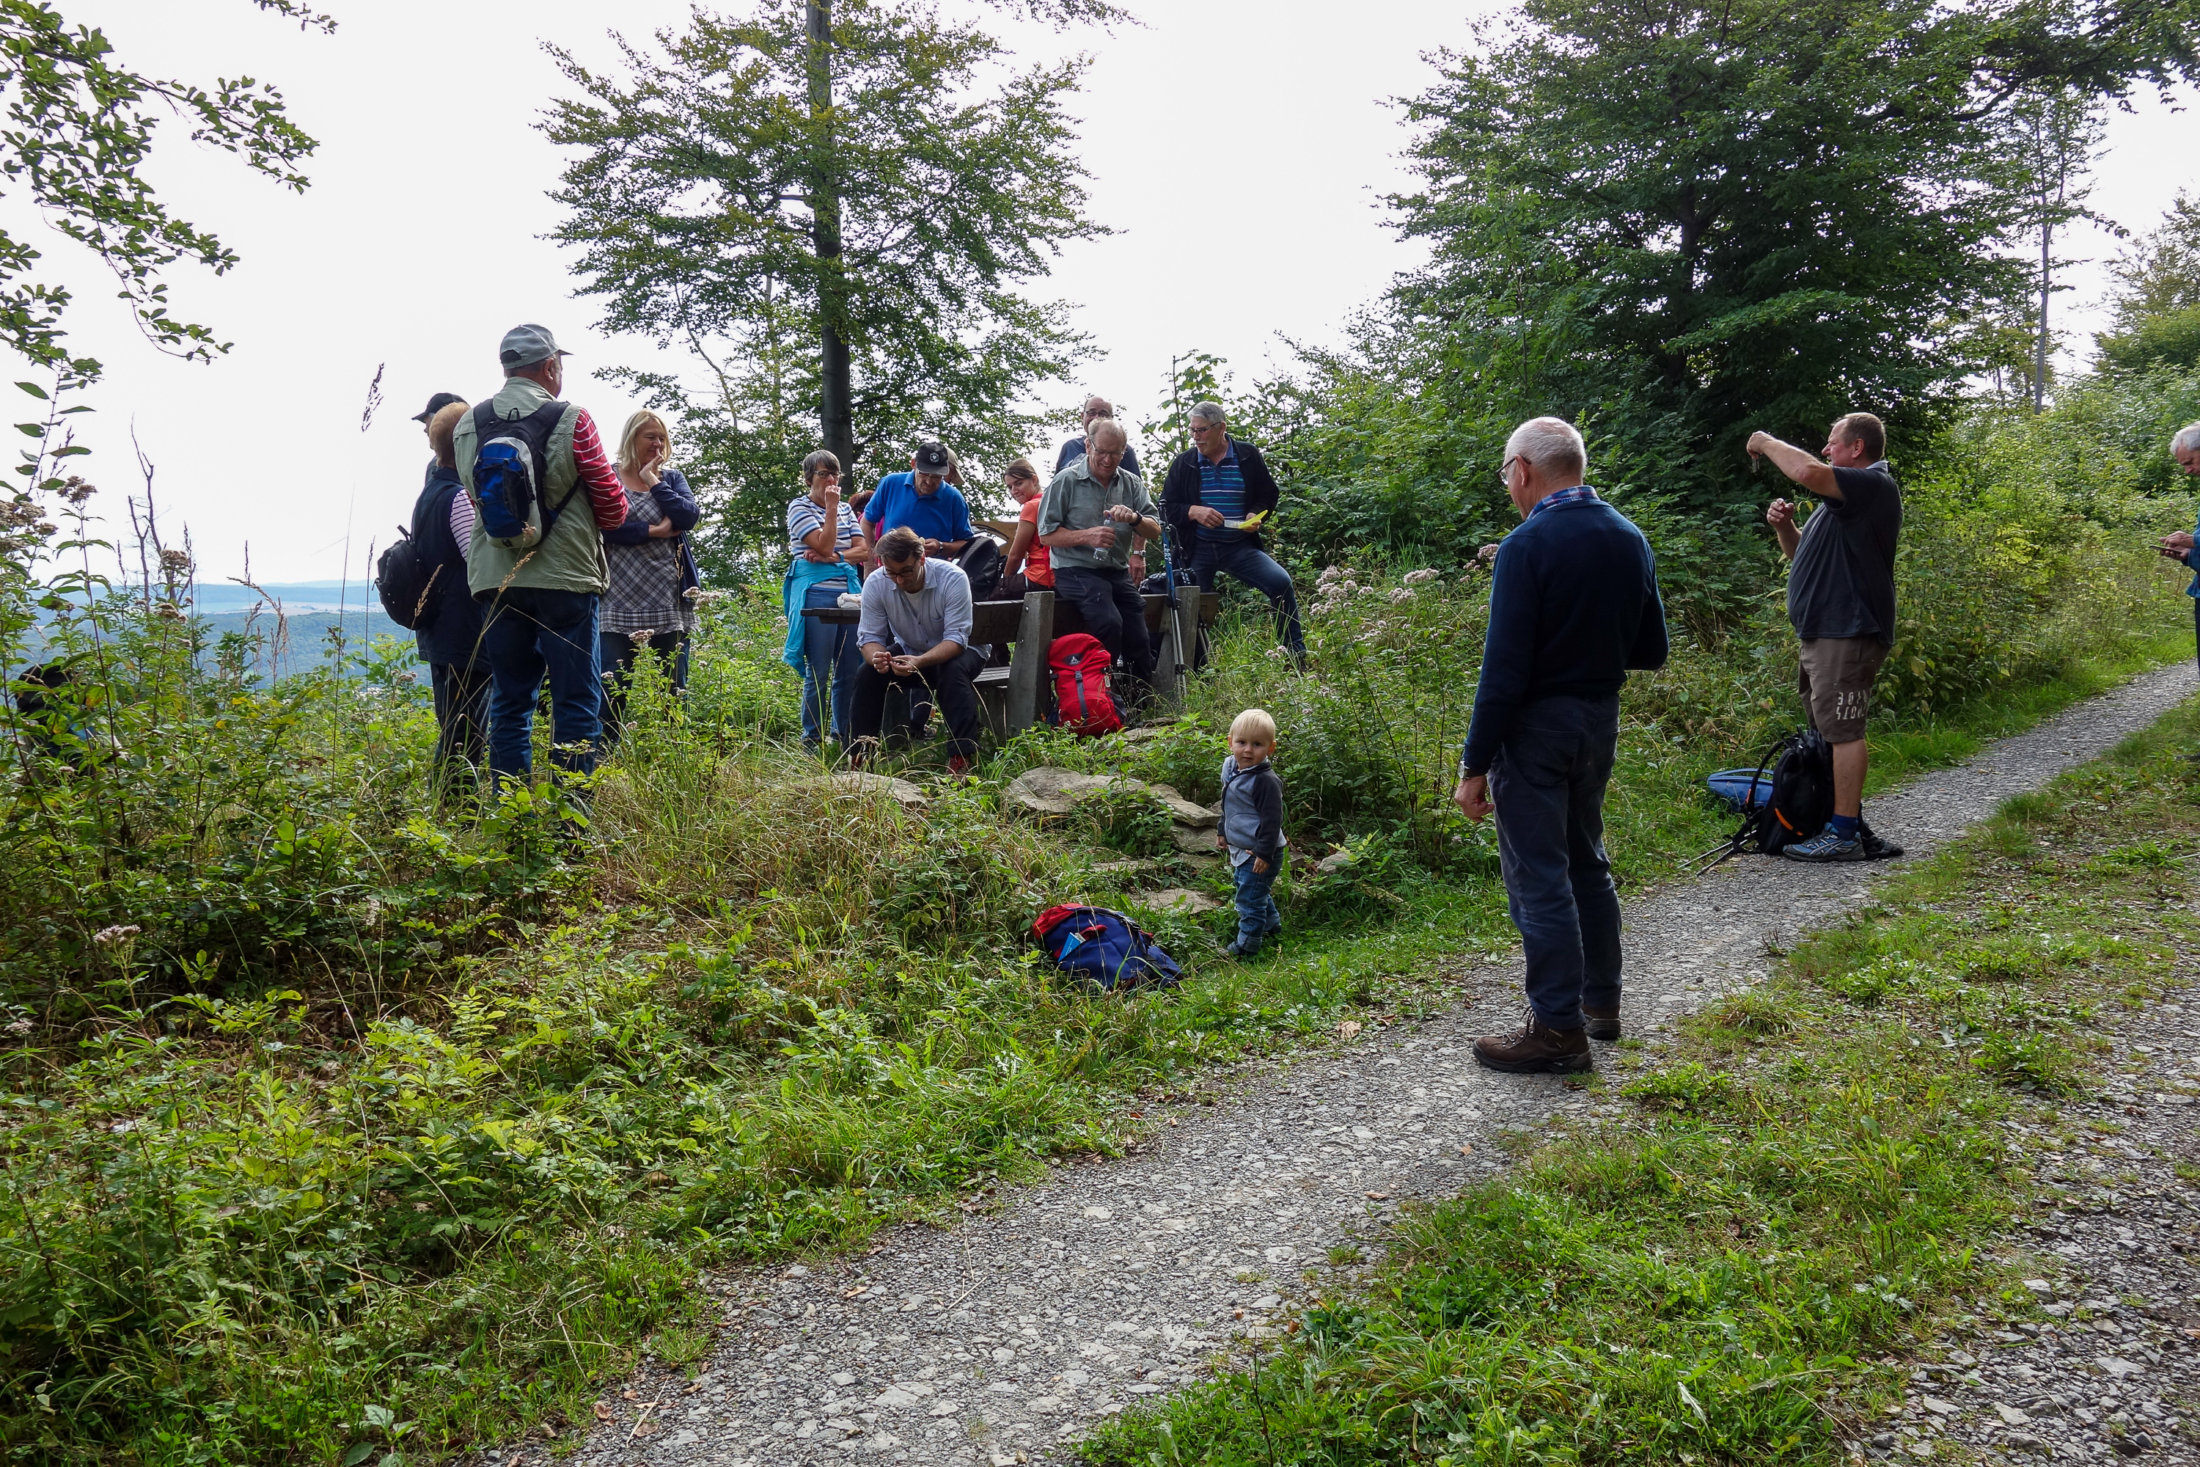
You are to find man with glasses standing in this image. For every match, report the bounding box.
[1454,417,1668,1074]
[1161,401,1302,662]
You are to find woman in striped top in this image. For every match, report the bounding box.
[781,450,874,748]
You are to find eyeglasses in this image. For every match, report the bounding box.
[1189,421,1221,434]
[1498,455,1520,484]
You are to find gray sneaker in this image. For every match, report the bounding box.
[1784,827,1864,862]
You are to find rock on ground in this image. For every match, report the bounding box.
[1883,1001,2199,1465]
[486,665,2197,1467]
[1135,889,1222,916]
[825,773,929,808]
[1002,768,1218,829]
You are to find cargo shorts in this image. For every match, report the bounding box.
[1797,636,1889,745]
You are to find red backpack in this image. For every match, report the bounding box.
[1048,633,1121,736]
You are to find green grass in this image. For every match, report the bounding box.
[1081,694,2200,1467]
[0,547,2186,1465]
[1863,624,2190,790]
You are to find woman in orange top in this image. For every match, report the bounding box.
[998,457,1051,597]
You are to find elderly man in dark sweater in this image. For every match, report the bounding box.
[1453,417,1669,1074]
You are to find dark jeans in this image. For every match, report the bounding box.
[429,660,490,800]
[1231,857,1281,951]
[798,585,861,743]
[479,587,603,783]
[851,645,989,761]
[1488,694,1622,1031]
[1193,537,1304,657]
[1054,565,1155,699]
[598,630,690,744]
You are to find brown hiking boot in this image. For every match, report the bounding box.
[1583,1005,1622,1042]
[1473,1013,1593,1074]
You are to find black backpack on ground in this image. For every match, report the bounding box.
[1697,728,1834,869]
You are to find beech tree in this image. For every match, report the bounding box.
[547,0,1116,566]
[2096,194,2200,373]
[1386,0,2200,514]
[0,1,329,380]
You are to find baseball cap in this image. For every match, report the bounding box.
[411,391,465,424]
[913,442,952,475]
[499,323,572,371]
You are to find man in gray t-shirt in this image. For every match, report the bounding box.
[1748,411,1904,863]
[1037,417,1163,700]
[851,527,987,772]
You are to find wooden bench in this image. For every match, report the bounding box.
[801,586,1221,736]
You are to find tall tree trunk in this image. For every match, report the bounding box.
[2034,214,2050,414]
[806,1,857,477]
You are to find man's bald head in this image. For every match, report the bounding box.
[1082,396,1114,425]
[1087,418,1128,451]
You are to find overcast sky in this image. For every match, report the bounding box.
[23,1,2199,584]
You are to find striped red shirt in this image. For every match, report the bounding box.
[569,409,630,530]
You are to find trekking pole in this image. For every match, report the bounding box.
[1159,520,1186,681]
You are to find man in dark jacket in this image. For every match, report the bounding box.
[1159,402,1302,660]
[409,398,488,805]
[1453,417,1668,1074]
[1056,395,1142,478]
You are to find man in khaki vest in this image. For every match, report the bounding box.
[452,324,630,786]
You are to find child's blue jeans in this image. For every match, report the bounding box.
[1232,857,1281,952]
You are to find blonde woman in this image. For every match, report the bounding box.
[599,409,701,737]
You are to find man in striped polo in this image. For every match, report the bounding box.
[1160,401,1303,662]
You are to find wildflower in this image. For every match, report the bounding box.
[158,548,193,575]
[1390,588,1413,604]
[5,1018,30,1035]
[630,628,656,646]
[1404,568,1440,585]
[1339,579,1359,595]
[92,924,142,947]
[60,476,95,505]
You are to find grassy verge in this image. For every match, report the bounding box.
[1081,694,2200,1467]
[0,556,2185,1465]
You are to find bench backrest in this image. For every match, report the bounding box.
[969,590,1219,644]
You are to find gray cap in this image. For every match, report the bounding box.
[499,323,571,371]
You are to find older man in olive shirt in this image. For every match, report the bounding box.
[1038,418,1162,701]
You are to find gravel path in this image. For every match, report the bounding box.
[1885,986,2199,1466]
[512,663,2198,1467]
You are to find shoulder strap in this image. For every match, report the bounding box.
[535,401,589,533]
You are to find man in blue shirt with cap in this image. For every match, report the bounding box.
[863,441,975,557]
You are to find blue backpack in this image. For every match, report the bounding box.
[470,400,576,550]
[1031,904,1182,992]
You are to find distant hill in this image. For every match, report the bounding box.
[190,606,409,675]
[189,580,382,614]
